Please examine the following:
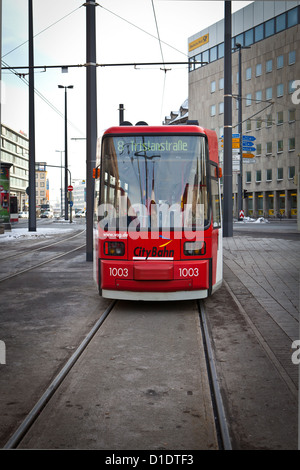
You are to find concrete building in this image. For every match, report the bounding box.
[35,162,49,208]
[188,1,299,218]
[0,124,29,211]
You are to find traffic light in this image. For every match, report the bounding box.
[243,189,248,198]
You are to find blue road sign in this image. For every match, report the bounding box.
[242,146,256,152]
[242,141,255,147]
[242,135,256,141]
[220,133,240,139]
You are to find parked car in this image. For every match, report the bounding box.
[75,210,86,218]
[40,210,53,218]
[18,211,28,218]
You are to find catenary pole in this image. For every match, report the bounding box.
[28,0,36,231]
[223,1,233,237]
[86,0,97,261]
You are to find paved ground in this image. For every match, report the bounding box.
[204,220,299,449]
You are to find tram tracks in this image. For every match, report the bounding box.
[3,298,232,450]
[0,229,86,282]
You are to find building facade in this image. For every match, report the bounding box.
[0,124,29,211]
[188,1,299,218]
[35,162,49,208]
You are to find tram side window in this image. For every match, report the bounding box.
[210,164,221,228]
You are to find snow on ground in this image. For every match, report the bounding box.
[0,224,74,242]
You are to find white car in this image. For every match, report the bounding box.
[18,211,28,218]
[75,210,86,217]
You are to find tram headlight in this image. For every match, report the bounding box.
[104,241,125,256]
[184,241,206,256]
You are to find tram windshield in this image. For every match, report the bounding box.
[99,134,209,231]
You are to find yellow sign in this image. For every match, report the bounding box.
[221,138,240,143]
[189,33,209,52]
[222,142,240,148]
[243,153,255,158]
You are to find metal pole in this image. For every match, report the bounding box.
[64,88,68,221]
[86,0,97,261]
[223,1,233,237]
[28,0,36,231]
[237,44,242,220]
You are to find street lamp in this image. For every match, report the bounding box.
[58,85,73,220]
[234,43,251,220]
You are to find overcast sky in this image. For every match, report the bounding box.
[1,0,252,203]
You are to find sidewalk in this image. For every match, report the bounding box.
[204,224,299,449]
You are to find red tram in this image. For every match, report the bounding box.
[93,123,222,301]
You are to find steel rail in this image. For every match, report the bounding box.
[3,300,116,449]
[198,300,232,450]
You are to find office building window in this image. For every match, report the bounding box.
[277,111,283,125]
[256,63,262,77]
[288,166,295,179]
[256,143,262,155]
[246,93,252,106]
[211,80,216,93]
[288,80,295,94]
[219,102,224,114]
[246,119,251,131]
[245,28,254,46]
[277,140,283,152]
[266,87,272,101]
[289,109,296,122]
[255,24,264,42]
[277,168,283,180]
[266,169,272,181]
[256,170,262,182]
[235,33,244,47]
[211,105,216,116]
[210,46,217,62]
[266,59,272,73]
[246,67,251,80]
[277,83,284,97]
[276,13,286,32]
[266,114,273,127]
[265,18,275,37]
[256,90,262,103]
[219,77,224,90]
[288,137,295,151]
[266,142,272,154]
[256,118,262,130]
[246,171,251,183]
[287,8,298,28]
[289,50,296,65]
[218,43,224,59]
[277,55,284,69]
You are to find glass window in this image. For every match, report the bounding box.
[211,80,216,93]
[211,105,216,116]
[288,167,295,179]
[266,114,273,127]
[246,67,251,80]
[277,111,283,124]
[246,93,252,106]
[210,46,217,62]
[289,80,295,94]
[289,137,295,151]
[246,171,251,183]
[218,42,224,59]
[266,169,272,181]
[255,23,264,42]
[256,90,262,103]
[289,50,296,65]
[235,33,244,47]
[277,168,283,180]
[219,77,224,90]
[210,164,221,228]
[289,109,296,122]
[266,142,272,154]
[256,118,262,130]
[265,18,275,37]
[194,53,202,69]
[287,8,298,28]
[100,134,210,231]
[277,140,283,152]
[266,87,272,100]
[256,143,262,155]
[245,28,254,46]
[219,102,224,114]
[246,119,251,131]
[256,63,262,76]
[277,83,284,97]
[202,50,209,64]
[277,55,284,69]
[256,170,262,182]
[266,59,272,73]
[276,13,286,32]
